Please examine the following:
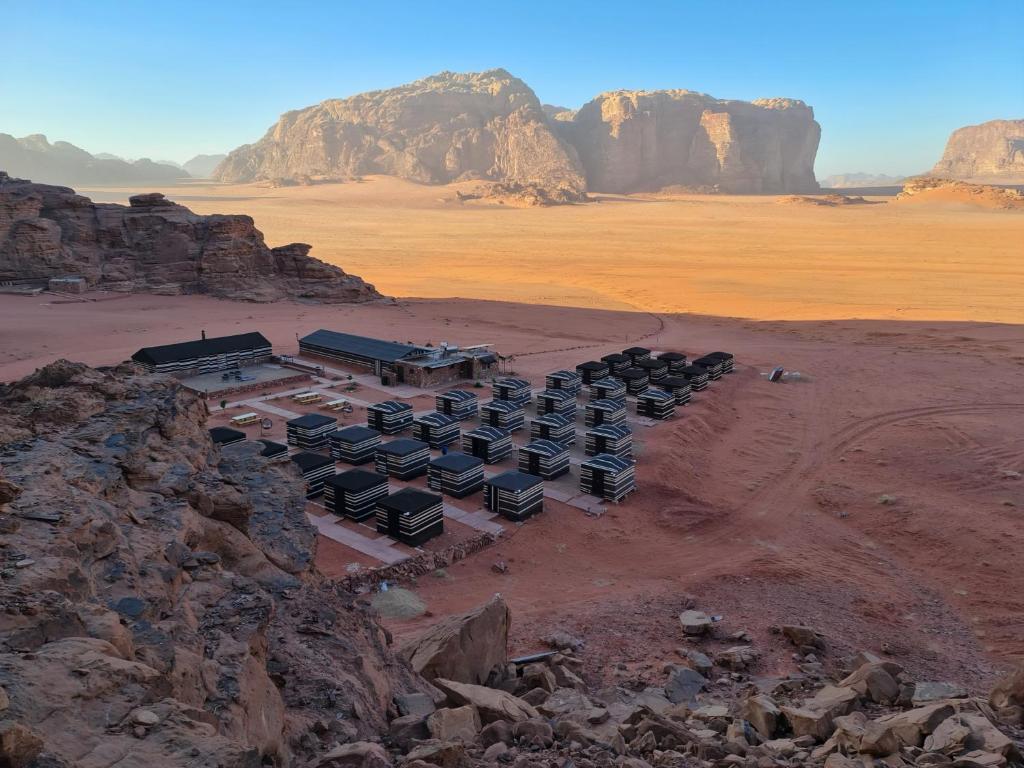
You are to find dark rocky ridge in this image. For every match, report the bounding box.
[0,172,380,302]
[0,360,425,766]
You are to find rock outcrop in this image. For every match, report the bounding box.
[214,70,821,199]
[931,120,1024,183]
[895,177,1024,210]
[213,69,587,202]
[0,133,189,187]
[0,361,426,766]
[0,172,381,302]
[554,91,821,194]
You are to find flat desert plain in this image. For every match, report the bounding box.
[81,175,1024,323]
[8,180,1024,685]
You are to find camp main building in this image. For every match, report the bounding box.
[298,329,497,387]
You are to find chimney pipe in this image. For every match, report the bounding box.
[201,329,206,340]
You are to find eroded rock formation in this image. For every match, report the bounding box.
[0,172,380,302]
[213,69,587,201]
[931,120,1024,183]
[0,361,426,766]
[213,70,821,198]
[555,91,821,194]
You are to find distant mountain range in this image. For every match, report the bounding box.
[0,134,227,186]
[820,173,906,188]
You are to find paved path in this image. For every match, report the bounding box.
[442,502,505,535]
[248,401,301,419]
[306,512,409,564]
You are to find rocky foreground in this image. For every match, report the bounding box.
[213,69,821,198]
[0,172,380,302]
[1,363,1023,768]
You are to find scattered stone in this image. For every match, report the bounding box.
[715,646,759,670]
[390,715,430,751]
[482,743,507,761]
[665,666,706,704]
[742,694,781,738]
[679,610,714,636]
[924,716,972,754]
[478,720,513,748]
[427,706,480,742]
[912,682,969,706]
[432,679,538,723]
[396,692,437,718]
[402,597,510,685]
[681,649,714,676]
[0,722,44,768]
[840,662,901,704]
[131,709,160,726]
[315,741,392,768]
[402,740,466,768]
[512,719,554,747]
[782,625,826,650]
[953,751,1007,768]
[521,663,556,693]
[542,630,585,652]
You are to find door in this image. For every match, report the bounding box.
[592,469,606,497]
[528,453,540,476]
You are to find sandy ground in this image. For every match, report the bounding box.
[3,294,1023,687]
[80,176,1024,323]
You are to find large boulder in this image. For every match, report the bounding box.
[400,596,510,685]
[990,664,1024,724]
[431,679,539,724]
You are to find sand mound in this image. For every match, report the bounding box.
[778,193,878,206]
[895,177,1024,210]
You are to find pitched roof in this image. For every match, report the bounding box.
[487,470,543,491]
[377,488,442,514]
[299,329,424,363]
[132,332,271,365]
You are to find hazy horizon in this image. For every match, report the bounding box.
[4,0,1023,178]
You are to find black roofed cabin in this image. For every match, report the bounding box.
[428,452,485,498]
[585,398,627,428]
[705,351,735,374]
[576,360,610,385]
[209,426,246,447]
[517,439,570,480]
[367,400,413,435]
[461,425,513,464]
[256,439,289,461]
[435,389,478,420]
[492,377,532,406]
[657,375,692,405]
[375,488,444,546]
[635,357,669,382]
[589,376,625,401]
[622,347,651,365]
[132,332,272,377]
[480,399,525,432]
[328,425,382,465]
[636,389,676,420]
[484,470,544,521]
[535,388,576,418]
[601,353,630,375]
[530,413,576,447]
[289,451,335,498]
[413,412,460,449]
[579,454,636,502]
[545,370,582,395]
[616,367,650,396]
[374,438,430,480]
[285,413,337,450]
[677,365,709,391]
[324,469,389,521]
[691,355,724,380]
[657,352,688,374]
[298,329,426,376]
[585,423,632,458]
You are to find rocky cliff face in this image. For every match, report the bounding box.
[214,71,820,198]
[931,119,1024,182]
[0,133,189,187]
[0,361,426,767]
[213,69,587,201]
[554,91,821,194]
[0,172,380,302]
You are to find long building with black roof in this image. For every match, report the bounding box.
[132,332,272,376]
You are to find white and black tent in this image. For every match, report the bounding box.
[535,388,576,418]
[413,412,460,449]
[427,452,485,498]
[545,370,582,395]
[367,400,414,434]
[329,425,382,464]
[480,399,525,432]
[375,488,444,546]
[209,426,246,447]
[585,398,627,428]
[435,389,479,420]
[374,438,431,480]
[616,367,650,396]
[636,389,676,420]
[636,357,669,383]
[286,413,338,450]
[584,423,632,458]
[517,439,570,480]
[530,413,576,447]
[657,375,692,405]
[576,360,610,385]
[484,470,544,521]
[579,454,636,502]
[589,376,626,401]
[657,352,688,375]
[492,377,532,406]
[601,353,631,375]
[461,425,513,464]
[677,364,710,391]
[324,469,389,521]
[623,346,651,365]
[289,451,336,498]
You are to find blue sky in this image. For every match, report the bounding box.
[3,0,1022,177]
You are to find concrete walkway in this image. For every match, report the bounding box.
[306,512,410,565]
[442,502,505,535]
[248,401,301,419]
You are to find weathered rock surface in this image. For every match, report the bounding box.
[554,90,821,193]
[895,177,1024,210]
[931,119,1024,182]
[0,133,189,187]
[0,361,426,766]
[0,172,381,302]
[214,69,587,202]
[401,596,509,685]
[215,70,821,199]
